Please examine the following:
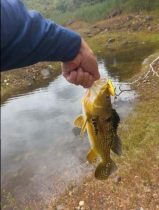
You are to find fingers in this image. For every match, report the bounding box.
[63,67,94,88]
[66,71,77,84]
[82,72,93,88]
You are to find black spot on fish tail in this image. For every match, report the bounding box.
[112,109,120,131]
[95,160,117,180]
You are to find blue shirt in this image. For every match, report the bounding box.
[1,0,81,71]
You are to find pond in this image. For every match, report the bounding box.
[2,45,151,208]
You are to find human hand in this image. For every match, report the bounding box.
[62,39,100,88]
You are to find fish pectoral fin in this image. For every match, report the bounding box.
[74,115,84,128]
[74,115,87,138]
[87,149,97,164]
[95,159,117,180]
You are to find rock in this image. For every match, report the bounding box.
[56,204,65,210]
[41,68,51,79]
[147,26,152,31]
[107,8,122,18]
[127,15,133,21]
[67,19,75,25]
[107,38,115,44]
[92,25,98,28]
[104,28,109,32]
[145,16,153,21]
[79,201,84,206]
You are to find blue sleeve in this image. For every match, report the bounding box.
[1,0,81,71]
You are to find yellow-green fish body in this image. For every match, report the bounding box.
[74,79,121,180]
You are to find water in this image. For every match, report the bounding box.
[1,58,137,208]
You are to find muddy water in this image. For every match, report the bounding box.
[1,52,140,208]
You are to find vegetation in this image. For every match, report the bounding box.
[23,0,159,24]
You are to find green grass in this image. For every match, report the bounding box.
[24,0,159,24]
[86,32,159,57]
[47,1,116,24]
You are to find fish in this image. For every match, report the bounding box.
[74,79,121,180]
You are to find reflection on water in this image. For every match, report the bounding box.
[1,58,137,207]
[100,43,158,81]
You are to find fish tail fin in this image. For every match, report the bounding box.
[95,159,117,180]
[111,135,122,156]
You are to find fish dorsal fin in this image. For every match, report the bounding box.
[74,115,87,138]
[107,80,116,96]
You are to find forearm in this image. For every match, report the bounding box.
[1,0,81,71]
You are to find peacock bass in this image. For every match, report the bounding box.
[74,79,122,180]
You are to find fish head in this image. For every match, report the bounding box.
[83,79,116,116]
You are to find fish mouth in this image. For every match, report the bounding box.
[91,78,116,97]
